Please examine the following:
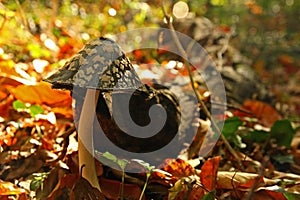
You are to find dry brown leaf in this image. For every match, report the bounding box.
[186,119,209,159]
[70,176,105,200]
[2,154,44,181]
[47,173,79,200]
[215,171,275,190]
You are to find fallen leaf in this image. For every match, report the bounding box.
[186,119,209,159]
[47,173,79,200]
[35,167,68,200]
[1,154,44,181]
[9,82,71,107]
[270,119,295,148]
[160,158,196,181]
[200,156,220,191]
[168,176,202,200]
[216,171,267,190]
[254,186,288,200]
[0,180,28,199]
[241,100,282,127]
[70,177,105,200]
[0,94,14,117]
[99,176,144,200]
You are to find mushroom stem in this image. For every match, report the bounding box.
[78,89,101,191]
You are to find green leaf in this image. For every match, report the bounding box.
[117,159,129,170]
[202,190,216,200]
[243,130,269,143]
[102,151,117,162]
[221,117,245,148]
[270,119,295,148]
[283,192,300,200]
[29,105,44,117]
[222,117,243,138]
[131,159,154,172]
[30,179,42,191]
[13,100,26,110]
[29,172,48,191]
[98,151,129,171]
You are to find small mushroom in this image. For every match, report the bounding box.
[44,37,142,190]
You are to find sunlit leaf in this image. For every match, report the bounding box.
[0,180,27,197]
[27,43,51,59]
[216,171,265,190]
[161,158,196,179]
[9,82,72,107]
[12,100,26,110]
[29,104,44,117]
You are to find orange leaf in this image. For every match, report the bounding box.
[51,107,73,118]
[0,94,14,117]
[200,156,220,191]
[161,158,196,180]
[242,100,282,127]
[9,82,71,107]
[0,180,27,198]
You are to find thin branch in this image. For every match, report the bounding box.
[14,0,28,30]
[161,5,244,170]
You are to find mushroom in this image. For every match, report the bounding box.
[45,37,182,192]
[44,37,143,190]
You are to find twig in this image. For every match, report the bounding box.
[48,125,76,164]
[14,0,28,30]
[245,155,269,200]
[161,5,244,170]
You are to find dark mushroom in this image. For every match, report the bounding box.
[45,37,181,189]
[44,37,142,190]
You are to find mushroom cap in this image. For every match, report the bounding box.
[44,37,142,90]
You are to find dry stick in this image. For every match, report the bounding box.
[78,89,101,191]
[162,7,244,170]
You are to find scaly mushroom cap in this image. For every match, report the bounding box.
[44,37,142,90]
